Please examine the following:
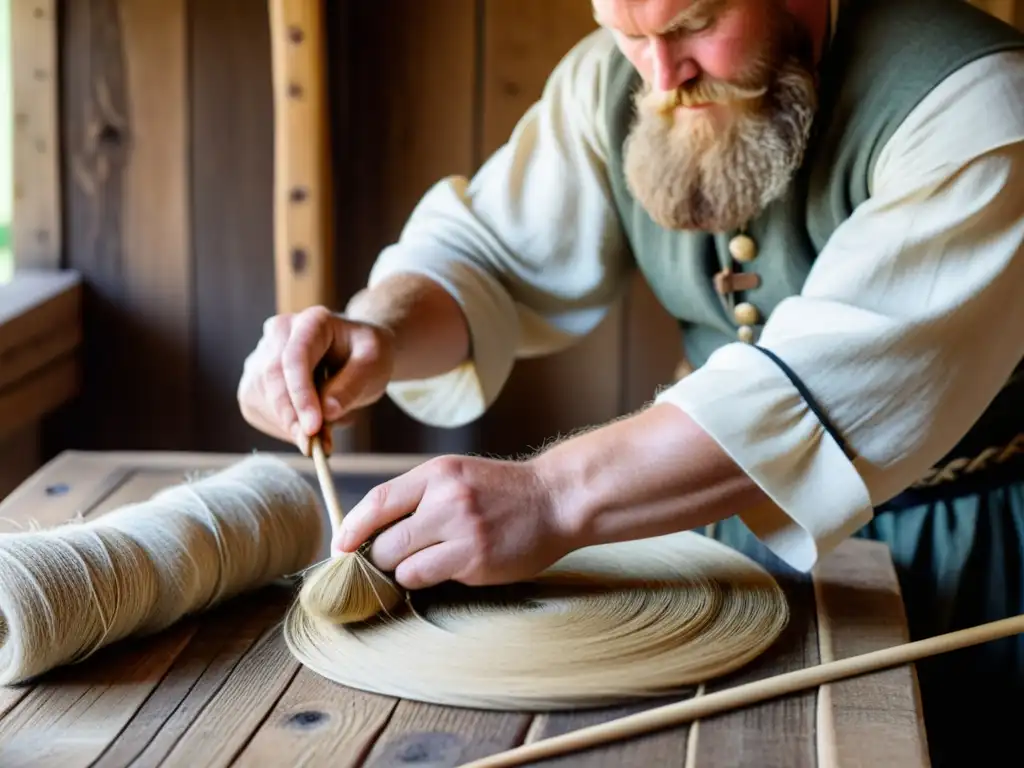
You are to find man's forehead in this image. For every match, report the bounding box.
[593,0,724,34]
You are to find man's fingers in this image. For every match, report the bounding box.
[393,541,467,590]
[321,363,372,417]
[334,470,428,553]
[321,326,386,411]
[368,513,444,573]
[281,308,337,436]
[247,407,294,445]
[262,360,302,444]
[323,395,345,423]
[242,316,298,441]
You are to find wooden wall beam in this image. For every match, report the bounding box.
[269,0,334,316]
[3,2,81,495]
[10,0,61,269]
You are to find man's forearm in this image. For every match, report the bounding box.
[533,403,770,548]
[344,272,471,382]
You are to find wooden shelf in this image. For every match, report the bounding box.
[0,269,83,440]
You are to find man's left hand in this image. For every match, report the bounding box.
[333,455,579,590]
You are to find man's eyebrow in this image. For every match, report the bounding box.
[659,0,722,32]
[594,0,724,35]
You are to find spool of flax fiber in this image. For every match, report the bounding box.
[0,455,324,686]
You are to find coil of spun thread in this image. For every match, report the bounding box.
[284,530,789,710]
[0,455,323,686]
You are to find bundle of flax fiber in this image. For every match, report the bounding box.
[0,455,323,685]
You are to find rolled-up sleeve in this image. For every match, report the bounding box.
[656,50,1024,572]
[368,29,630,428]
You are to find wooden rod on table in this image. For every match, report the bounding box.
[463,613,1024,768]
[268,0,333,316]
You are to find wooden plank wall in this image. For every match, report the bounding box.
[50,0,281,455]
[341,0,483,456]
[36,0,1024,462]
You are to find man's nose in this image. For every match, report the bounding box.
[649,37,699,91]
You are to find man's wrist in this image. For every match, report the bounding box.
[528,432,599,551]
[342,287,401,336]
[342,272,471,382]
[528,403,767,552]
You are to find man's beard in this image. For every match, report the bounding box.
[622,16,818,232]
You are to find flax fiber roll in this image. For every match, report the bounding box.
[284,530,790,710]
[0,455,323,686]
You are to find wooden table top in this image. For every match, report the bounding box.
[0,450,931,767]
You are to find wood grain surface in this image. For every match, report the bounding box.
[0,451,930,767]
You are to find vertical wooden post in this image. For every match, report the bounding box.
[10,0,61,270]
[268,0,333,316]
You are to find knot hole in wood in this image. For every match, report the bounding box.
[375,733,465,765]
[98,124,124,147]
[285,710,327,729]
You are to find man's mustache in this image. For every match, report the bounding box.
[641,75,768,112]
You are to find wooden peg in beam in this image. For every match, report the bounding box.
[269,0,334,316]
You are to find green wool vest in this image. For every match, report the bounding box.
[603,0,1024,364]
[600,0,1024,505]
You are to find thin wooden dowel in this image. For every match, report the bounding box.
[463,613,1024,768]
[310,434,344,531]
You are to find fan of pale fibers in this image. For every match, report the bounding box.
[295,435,405,624]
[297,543,404,624]
[283,530,790,710]
[0,455,323,685]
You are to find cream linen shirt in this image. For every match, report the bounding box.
[365,16,1024,572]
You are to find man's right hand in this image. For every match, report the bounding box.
[237,305,394,454]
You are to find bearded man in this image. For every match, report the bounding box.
[238,0,1024,763]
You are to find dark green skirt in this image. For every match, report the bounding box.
[705,479,1024,768]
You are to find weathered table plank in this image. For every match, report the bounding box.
[93,592,290,768]
[690,526,820,768]
[363,703,532,767]
[813,538,931,767]
[523,696,692,767]
[232,667,397,767]
[159,611,299,768]
[0,450,930,767]
[0,624,194,768]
